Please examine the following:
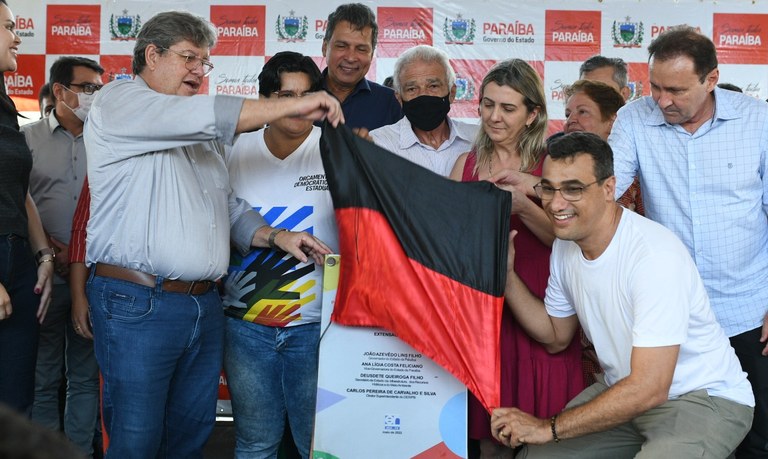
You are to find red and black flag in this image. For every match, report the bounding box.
[320,124,511,413]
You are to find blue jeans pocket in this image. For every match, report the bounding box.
[103,286,153,321]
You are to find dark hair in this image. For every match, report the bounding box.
[132,10,216,75]
[323,3,378,50]
[383,76,394,88]
[565,80,625,121]
[49,56,104,89]
[37,82,53,117]
[647,25,717,83]
[547,132,614,181]
[579,55,628,88]
[38,82,51,104]
[258,51,322,97]
[717,82,742,93]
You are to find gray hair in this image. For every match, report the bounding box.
[392,45,455,95]
[132,10,217,76]
[579,55,628,88]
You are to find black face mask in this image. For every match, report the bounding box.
[402,94,451,131]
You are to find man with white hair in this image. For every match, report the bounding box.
[370,45,477,176]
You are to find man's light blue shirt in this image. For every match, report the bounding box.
[84,76,266,281]
[609,87,768,336]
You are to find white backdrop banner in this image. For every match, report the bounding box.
[7,0,768,130]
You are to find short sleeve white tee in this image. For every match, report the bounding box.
[545,210,753,406]
[223,126,338,327]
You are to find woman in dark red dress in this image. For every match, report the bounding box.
[450,59,583,458]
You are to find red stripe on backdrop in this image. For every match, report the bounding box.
[331,207,501,413]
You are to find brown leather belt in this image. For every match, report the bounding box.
[94,264,215,295]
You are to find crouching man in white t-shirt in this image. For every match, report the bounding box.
[489,131,754,458]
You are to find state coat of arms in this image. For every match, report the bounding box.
[276,11,308,42]
[444,14,476,44]
[612,17,644,48]
[110,10,141,41]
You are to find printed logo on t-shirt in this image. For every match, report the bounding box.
[223,206,318,327]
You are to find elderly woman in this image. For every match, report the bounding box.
[450,59,584,458]
[0,0,53,414]
[563,79,643,214]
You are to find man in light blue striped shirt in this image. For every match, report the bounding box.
[609,26,767,458]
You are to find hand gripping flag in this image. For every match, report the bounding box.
[320,124,511,413]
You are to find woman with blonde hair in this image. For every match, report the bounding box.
[451,59,584,458]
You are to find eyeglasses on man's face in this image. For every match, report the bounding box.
[67,83,104,95]
[533,178,608,202]
[159,47,214,77]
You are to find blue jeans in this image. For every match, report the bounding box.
[224,318,320,459]
[32,282,99,455]
[0,234,40,415]
[87,272,224,459]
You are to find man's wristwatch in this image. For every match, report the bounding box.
[268,228,287,250]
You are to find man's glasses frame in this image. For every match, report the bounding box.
[533,177,609,202]
[67,83,104,95]
[158,47,214,77]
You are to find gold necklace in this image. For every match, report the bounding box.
[489,152,524,177]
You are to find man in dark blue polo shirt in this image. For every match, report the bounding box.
[321,3,402,130]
